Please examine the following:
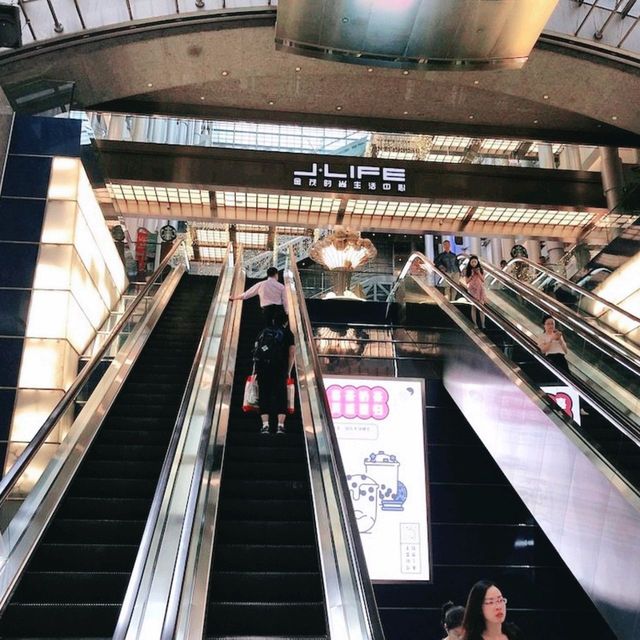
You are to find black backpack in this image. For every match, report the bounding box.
[253,326,286,365]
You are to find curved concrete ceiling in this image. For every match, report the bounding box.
[1,11,640,145]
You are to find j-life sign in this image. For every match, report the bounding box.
[292,162,407,194]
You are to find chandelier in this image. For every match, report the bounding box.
[309,227,377,297]
[309,226,377,271]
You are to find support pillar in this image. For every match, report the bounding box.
[131,116,148,143]
[599,147,624,212]
[525,239,541,264]
[546,241,565,265]
[490,238,503,264]
[501,238,514,261]
[537,143,555,169]
[468,236,482,256]
[107,114,126,140]
[565,145,582,170]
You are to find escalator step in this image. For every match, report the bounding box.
[93,429,172,446]
[214,544,318,572]
[67,477,158,499]
[31,543,139,572]
[207,603,326,636]
[0,603,120,637]
[209,571,323,602]
[221,479,310,500]
[225,446,305,463]
[11,571,129,603]
[222,461,308,481]
[219,499,312,521]
[89,443,168,462]
[217,520,315,545]
[45,519,146,544]
[77,459,163,480]
[225,431,305,447]
[57,497,152,520]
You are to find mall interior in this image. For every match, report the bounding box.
[0,2,640,639]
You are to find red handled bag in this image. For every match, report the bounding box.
[286,377,295,415]
[243,367,259,412]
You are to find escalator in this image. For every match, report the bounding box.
[0,274,217,638]
[206,285,327,638]
[394,254,640,640]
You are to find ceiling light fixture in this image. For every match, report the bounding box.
[147,83,153,88]
[268,100,275,105]
[543,94,550,99]
[612,115,618,120]
[533,119,539,124]
[367,67,374,72]
[468,115,475,120]
[473,80,480,85]
[295,66,302,72]
[221,70,229,76]
[336,105,343,111]
[402,70,409,75]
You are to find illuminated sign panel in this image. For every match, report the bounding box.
[292,162,407,194]
[324,375,430,581]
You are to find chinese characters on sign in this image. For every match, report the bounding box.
[292,162,407,194]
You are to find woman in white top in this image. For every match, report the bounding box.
[537,314,569,373]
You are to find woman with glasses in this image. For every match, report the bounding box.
[461,580,524,640]
[440,601,464,639]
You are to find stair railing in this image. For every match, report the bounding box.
[284,248,386,640]
[0,239,191,613]
[112,245,245,640]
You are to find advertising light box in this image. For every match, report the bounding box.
[324,376,431,581]
[541,385,581,426]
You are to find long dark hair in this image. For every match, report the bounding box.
[462,579,495,639]
[441,601,464,632]
[465,255,484,278]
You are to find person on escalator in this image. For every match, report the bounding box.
[462,580,525,640]
[253,317,296,435]
[465,255,486,329]
[230,267,288,327]
[435,240,460,301]
[537,315,570,374]
[440,601,465,640]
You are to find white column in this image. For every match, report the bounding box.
[537,143,555,169]
[468,236,482,256]
[501,238,514,261]
[490,238,503,264]
[107,114,126,140]
[424,234,435,261]
[546,241,565,265]
[525,239,541,264]
[131,116,148,143]
[565,145,582,170]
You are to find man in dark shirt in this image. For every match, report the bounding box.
[434,240,460,301]
[254,320,296,434]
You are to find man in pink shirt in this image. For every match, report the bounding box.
[231,267,289,326]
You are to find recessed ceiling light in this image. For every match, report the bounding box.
[221,70,229,76]
[200,96,205,101]
[612,115,618,120]
[295,66,302,72]
[147,82,153,88]
[402,70,409,75]
[367,67,374,72]
[403,111,409,115]
[473,80,480,85]
[533,119,539,124]
[543,94,550,99]
[336,105,343,111]
[468,115,475,119]
[268,100,275,105]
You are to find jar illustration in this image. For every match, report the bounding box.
[346,473,379,533]
[364,451,407,511]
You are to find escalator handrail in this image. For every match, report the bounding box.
[113,243,238,640]
[506,256,640,326]
[483,261,640,377]
[0,239,189,507]
[286,249,385,640]
[159,245,244,640]
[391,252,640,449]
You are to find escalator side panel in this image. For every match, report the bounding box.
[0,275,217,638]
[443,324,640,640]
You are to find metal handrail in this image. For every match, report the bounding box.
[113,242,235,640]
[0,239,188,506]
[506,256,640,326]
[159,245,243,640]
[483,262,640,377]
[286,248,385,640]
[390,252,640,448]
